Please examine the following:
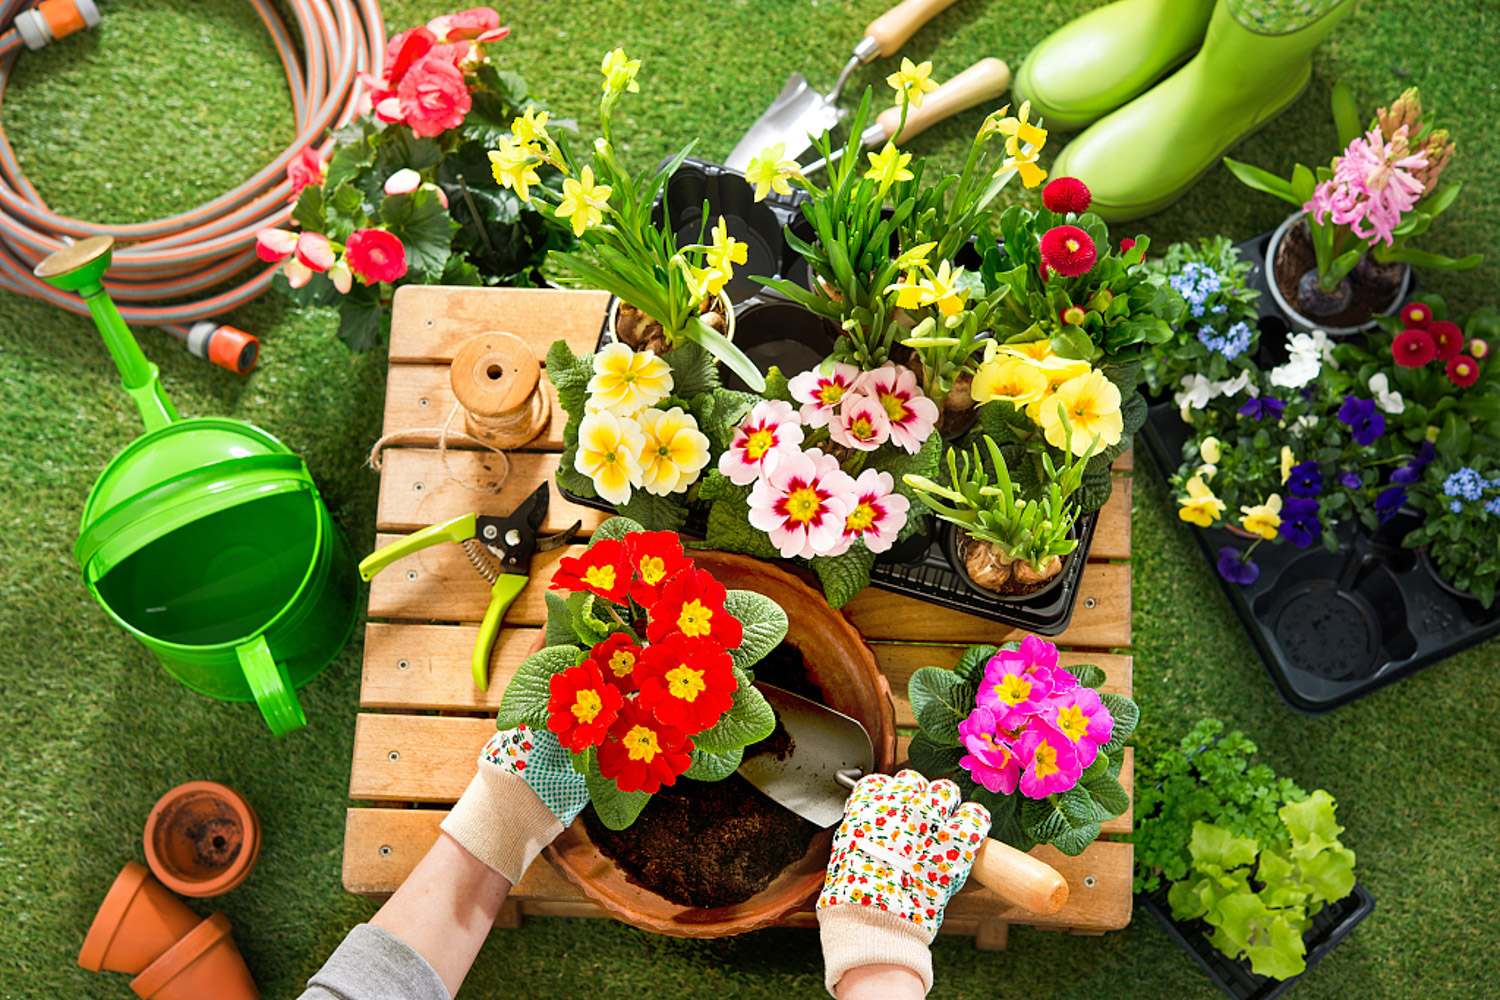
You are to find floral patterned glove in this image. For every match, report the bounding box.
[816,770,991,997]
[439,724,589,884]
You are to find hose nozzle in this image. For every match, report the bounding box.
[187,321,260,375]
[15,0,101,50]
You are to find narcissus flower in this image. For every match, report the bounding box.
[344,229,408,284]
[719,399,804,485]
[705,216,748,277]
[557,166,612,237]
[624,530,690,608]
[1039,225,1097,277]
[586,342,673,416]
[828,393,891,452]
[1447,354,1480,387]
[887,57,938,108]
[1042,687,1114,769]
[547,659,623,752]
[916,261,972,318]
[747,447,857,559]
[597,702,693,793]
[551,537,631,604]
[1392,327,1436,367]
[836,469,910,555]
[1400,302,1432,328]
[858,363,939,454]
[1239,494,1283,540]
[1428,320,1464,361]
[789,363,861,428]
[510,107,550,146]
[990,101,1048,188]
[1039,370,1123,457]
[1178,475,1225,527]
[1015,726,1081,799]
[958,707,1020,795]
[864,141,914,193]
[635,407,710,496]
[1280,446,1296,484]
[592,632,644,693]
[647,566,743,649]
[599,47,642,95]
[972,357,1049,408]
[488,134,540,202]
[1042,177,1091,214]
[574,410,645,505]
[634,631,737,734]
[745,141,800,201]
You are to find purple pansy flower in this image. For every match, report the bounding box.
[1238,396,1285,422]
[1217,546,1260,585]
[1375,485,1407,523]
[1286,460,1324,498]
[1338,471,1362,490]
[1280,497,1323,548]
[1390,440,1437,485]
[1338,396,1386,447]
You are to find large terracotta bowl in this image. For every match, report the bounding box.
[536,549,896,937]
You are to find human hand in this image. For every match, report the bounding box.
[816,770,991,997]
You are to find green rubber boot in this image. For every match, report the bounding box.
[1050,0,1354,222]
[1013,0,1215,131]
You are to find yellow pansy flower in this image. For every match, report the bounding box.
[705,217,748,275]
[636,407,711,496]
[1038,369,1124,457]
[864,141,914,193]
[488,135,540,202]
[1239,494,1283,540]
[886,57,938,109]
[1280,446,1295,484]
[511,107,550,146]
[1178,475,1226,527]
[557,166,612,237]
[586,341,673,416]
[575,410,645,506]
[744,142,800,201]
[1200,436,1223,464]
[971,358,1049,407]
[600,48,641,95]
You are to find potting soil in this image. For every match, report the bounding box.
[1273,222,1402,329]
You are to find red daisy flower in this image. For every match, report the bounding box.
[550,539,630,604]
[597,701,694,793]
[1039,225,1097,277]
[646,566,744,648]
[592,632,643,693]
[1399,302,1432,328]
[624,530,691,608]
[1446,354,1480,388]
[1428,320,1464,361]
[1472,338,1490,360]
[1392,328,1436,368]
[1119,237,1136,254]
[1041,176,1091,215]
[1059,304,1087,326]
[634,632,737,734]
[547,659,623,752]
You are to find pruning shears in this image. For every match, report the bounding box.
[358,484,579,690]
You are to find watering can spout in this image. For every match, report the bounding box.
[35,236,178,433]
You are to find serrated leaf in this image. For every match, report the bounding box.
[1085,767,1131,822]
[585,757,652,830]
[723,590,788,670]
[380,188,456,280]
[1279,789,1344,860]
[684,746,744,782]
[811,543,877,608]
[705,494,782,558]
[907,732,965,777]
[908,667,972,745]
[568,592,613,647]
[593,515,646,543]
[663,340,720,398]
[762,365,794,402]
[616,490,690,531]
[1188,820,1260,873]
[1069,662,1107,689]
[970,786,1029,850]
[1099,692,1139,757]
[953,644,998,682]
[496,645,582,729]
[692,671,775,753]
[1022,787,1099,856]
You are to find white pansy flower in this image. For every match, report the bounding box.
[1369,373,1405,414]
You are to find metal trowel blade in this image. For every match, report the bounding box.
[737,683,874,829]
[724,73,841,171]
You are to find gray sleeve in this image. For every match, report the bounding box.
[299,924,450,1000]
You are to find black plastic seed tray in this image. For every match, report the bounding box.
[1140,883,1375,1000]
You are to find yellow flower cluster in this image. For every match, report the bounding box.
[984,101,1049,188]
[685,218,748,299]
[970,344,1124,457]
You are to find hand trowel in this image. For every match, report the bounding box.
[740,684,1070,915]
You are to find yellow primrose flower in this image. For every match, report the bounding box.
[744,142,800,201]
[511,107,550,146]
[557,166,612,237]
[1239,494,1283,540]
[705,217,748,275]
[586,341,673,416]
[1178,475,1226,527]
[886,57,938,109]
[864,141,914,193]
[635,406,711,496]
[600,48,641,95]
[488,135,540,202]
[1200,436,1223,464]
[919,261,971,318]
[1280,446,1295,484]
[894,242,937,270]
[1039,369,1124,457]
[575,410,645,506]
[971,358,1049,407]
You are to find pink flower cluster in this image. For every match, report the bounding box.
[787,361,939,454]
[358,8,508,137]
[1306,126,1428,247]
[256,227,407,290]
[957,637,1114,799]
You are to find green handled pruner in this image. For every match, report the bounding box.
[358,483,579,690]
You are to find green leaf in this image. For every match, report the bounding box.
[496,645,582,728]
[380,188,457,280]
[722,590,789,671]
[585,758,652,830]
[1022,787,1100,856]
[291,183,327,232]
[811,543,877,608]
[616,490,690,531]
[684,746,744,782]
[1435,411,1473,464]
[705,494,782,559]
[762,365,795,403]
[692,671,775,754]
[1330,80,1361,148]
[337,289,386,351]
[568,592,611,647]
[544,592,577,648]
[907,666,972,745]
[375,129,442,175]
[1222,157,1299,205]
[1099,692,1139,757]
[663,340,720,398]
[1069,662,1107,689]
[683,314,765,392]
[1279,789,1345,860]
[1084,767,1130,822]
[1188,820,1260,873]
[593,516,646,543]
[1079,466,1114,512]
[952,644,999,682]
[1298,844,1357,906]
[323,182,367,243]
[971,786,1030,850]
[907,732,965,777]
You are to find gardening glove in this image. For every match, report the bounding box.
[816,770,991,997]
[440,724,588,884]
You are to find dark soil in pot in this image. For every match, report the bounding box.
[1272,220,1405,329]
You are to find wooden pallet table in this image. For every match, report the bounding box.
[344,286,1136,948]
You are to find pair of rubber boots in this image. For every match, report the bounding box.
[1014,0,1353,221]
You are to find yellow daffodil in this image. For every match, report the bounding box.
[1200,436,1223,464]
[557,166,612,237]
[1039,369,1123,457]
[886,57,938,109]
[744,142,799,201]
[1003,340,1057,363]
[511,107,550,146]
[586,342,673,416]
[894,242,936,270]
[705,216,748,275]
[1280,446,1295,484]
[885,275,926,310]
[919,261,970,317]
[1001,143,1047,188]
[971,358,1049,407]
[1239,494,1283,540]
[575,410,645,505]
[993,100,1048,150]
[864,141,914,193]
[600,48,641,95]
[488,135,540,202]
[636,406,711,496]
[1178,475,1226,527]
[686,262,729,299]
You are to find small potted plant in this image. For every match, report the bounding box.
[261,8,576,348]
[1143,237,1263,400]
[904,635,1138,855]
[1225,85,1480,334]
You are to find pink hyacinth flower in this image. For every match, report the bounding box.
[1015,725,1082,798]
[828,392,892,451]
[255,227,298,263]
[747,447,856,559]
[718,399,804,486]
[857,363,939,454]
[294,232,336,272]
[977,651,1054,720]
[958,706,1020,795]
[1305,126,1428,247]
[833,468,910,555]
[788,362,861,429]
[1040,687,1114,769]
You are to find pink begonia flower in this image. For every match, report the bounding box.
[857,363,939,454]
[977,650,1054,721]
[718,399,803,486]
[1305,126,1428,247]
[282,257,313,289]
[1015,725,1082,798]
[294,232,336,272]
[834,468,909,555]
[286,147,325,201]
[958,706,1020,795]
[427,7,508,43]
[747,447,856,558]
[828,392,891,451]
[384,168,422,196]
[397,55,472,137]
[328,260,353,295]
[344,229,409,284]
[788,362,861,428]
[255,228,298,263]
[1040,686,1114,769]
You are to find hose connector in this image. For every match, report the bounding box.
[16,0,101,50]
[187,321,260,374]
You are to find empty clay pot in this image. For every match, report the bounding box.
[79,861,201,974]
[143,782,261,898]
[130,912,259,1000]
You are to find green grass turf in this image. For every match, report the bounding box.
[1,0,1497,996]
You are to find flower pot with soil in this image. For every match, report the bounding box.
[78,862,201,975]
[129,912,259,1000]
[1264,213,1409,335]
[949,523,1072,601]
[143,782,261,898]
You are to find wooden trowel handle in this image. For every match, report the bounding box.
[864,0,961,58]
[968,837,1069,915]
[875,57,1011,144]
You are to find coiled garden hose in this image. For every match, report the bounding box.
[0,0,385,372]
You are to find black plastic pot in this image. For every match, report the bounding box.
[1140,883,1376,1000]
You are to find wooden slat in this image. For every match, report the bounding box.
[361,623,537,711]
[374,450,604,535]
[879,648,1134,726]
[389,286,608,363]
[350,714,492,802]
[1090,477,1131,562]
[1112,445,1133,472]
[381,364,566,451]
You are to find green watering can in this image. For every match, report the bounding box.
[39,237,357,736]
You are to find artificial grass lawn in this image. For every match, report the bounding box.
[1,0,1496,996]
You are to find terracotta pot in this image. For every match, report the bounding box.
[143,782,261,898]
[539,550,896,937]
[130,912,259,1000]
[78,861,201,974]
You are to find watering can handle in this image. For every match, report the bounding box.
[357,513,478,581]
[236,635,308,737]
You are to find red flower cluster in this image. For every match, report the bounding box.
[1039,225,1097,277]
[546,531,746,793]
[1391,306,1484,388]
[1041,176,1091,215]
[358,8,507,137]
